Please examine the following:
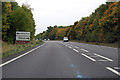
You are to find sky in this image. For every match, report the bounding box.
[16,0,107,35]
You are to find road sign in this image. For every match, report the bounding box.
[16,36,30,41]
[16,31,30,44]
[16,32,30,36]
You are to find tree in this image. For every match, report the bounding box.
[2,2,36,43]
[2,2,12,41]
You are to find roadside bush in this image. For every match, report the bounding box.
[76,34,81,40]
[91,30,99,42]
[85,32,91,42]
[104,32,115,43]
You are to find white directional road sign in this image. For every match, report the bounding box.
[16,32,30,36]
[16,31,30,41]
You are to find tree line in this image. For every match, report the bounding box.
[2,2,36,44]
[36,2,119,43]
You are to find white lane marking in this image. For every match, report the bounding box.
[0,42,46,67]
[98,60,108,61]
[94,53,113,62]
[106,67,120,76]
[90,56,98,57]
[75,46,79,48]
[114,67,120,70]
[73,49,79,53]
[100,46,118,49]
[81,53,96,61]
[71,45,73,47]
[69,46,72,49]
[81,48,89,52]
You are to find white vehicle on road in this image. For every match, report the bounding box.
[63,37,68,42]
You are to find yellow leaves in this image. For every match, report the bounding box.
[5,2,12,13]
[89,24,93,30]
[99,2,119,27]
[109,2,118,10]
[112,18,118,24]
[56,28,68,38]
[104,10,109,15]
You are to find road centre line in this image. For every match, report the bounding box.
[114,67,120,70]
[75,46,79,48]
[81,48,89,52]
[94,53,113,62]
[0,42,46,67]
[73,49,79,53]
[69,46,72,49]
[101,46,118,49]
[98,60,108,62]
[81,53,96,62]
[106,67,120,76]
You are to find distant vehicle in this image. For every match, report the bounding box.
[48,39,50,41]
[44,39,46,41]
[63,37,68,42]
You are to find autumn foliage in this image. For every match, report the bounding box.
[2,2,36,43]
[37,2,119,43]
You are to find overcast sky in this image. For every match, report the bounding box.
[16,0,106,35]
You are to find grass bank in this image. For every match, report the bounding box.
[70,40,118,48]
[2,40,44,58]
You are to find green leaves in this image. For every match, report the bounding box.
[2,2,36,43]
[39,2,119,43]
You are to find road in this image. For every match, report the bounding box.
[2,41,119,78]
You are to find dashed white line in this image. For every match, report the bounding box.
[65,45,68,47]
[90,56,98,57]
[106,67,120,76]
[114,67,120,70]
[73,49,79,53]
[71,45,73,47]
[94,53,113,62]
[81,48,89,52]
[0,42,46,67]
[100,46,118,49]
[98,60,108,62]
[81,53,96,61]
[75,46,79,48]
[69,46,72,49]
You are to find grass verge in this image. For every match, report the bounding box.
[2,40,44,58]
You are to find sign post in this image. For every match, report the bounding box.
[16,31,30,44]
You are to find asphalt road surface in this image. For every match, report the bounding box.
[2,41,119,78]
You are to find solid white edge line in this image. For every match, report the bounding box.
[106,67,120,76]
[81,53,96,61]
[73,49,79,53]
[0,42,46,67]
[81,48,89,52]
[94,53,113,62]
